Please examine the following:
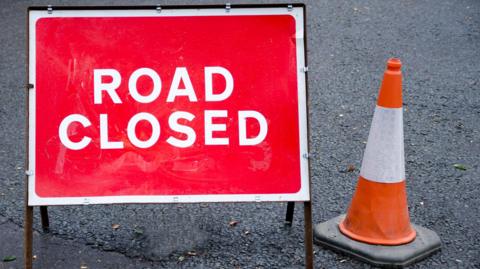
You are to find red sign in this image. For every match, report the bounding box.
[28,7,308,205]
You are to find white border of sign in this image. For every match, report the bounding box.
[28,7,309,206]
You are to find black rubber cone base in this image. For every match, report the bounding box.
[314,215,441,268]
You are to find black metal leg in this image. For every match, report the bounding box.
[285,202,295,226]
[304,201,314,269]
[40,206,49,232]
[24,205,33,269]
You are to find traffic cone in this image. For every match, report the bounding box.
[339,57,415,245]
[314,58,441,267]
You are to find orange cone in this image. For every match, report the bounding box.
[314,58,441,267]
[338,58,416,245]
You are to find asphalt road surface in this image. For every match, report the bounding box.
[1,0,479,268]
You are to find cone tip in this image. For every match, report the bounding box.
[387,58,402,71]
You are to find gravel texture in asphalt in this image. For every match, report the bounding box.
[0,0,479,268]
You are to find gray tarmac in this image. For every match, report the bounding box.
[1,0,479,268]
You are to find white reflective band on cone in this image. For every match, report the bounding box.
[360,106,405,183]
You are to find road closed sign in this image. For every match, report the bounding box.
[27,5,309,205]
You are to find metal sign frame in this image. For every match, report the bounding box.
[24,4,313,269]
[28,5,309,206]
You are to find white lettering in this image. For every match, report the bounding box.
[128,68,162,103]
[238,111,268,145]
[167,111,196,148]
[205,66,234,102]
[127,112,160,148]
[167,67,197,102]
[204,110,229,145]
[94,69,122,104]
[58,114,92,150]
[100,114,124,149]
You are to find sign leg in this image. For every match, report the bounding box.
[285,202,295,226]
[40,206,49,232]
[24,205,33,269]
[304,201,314,269]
